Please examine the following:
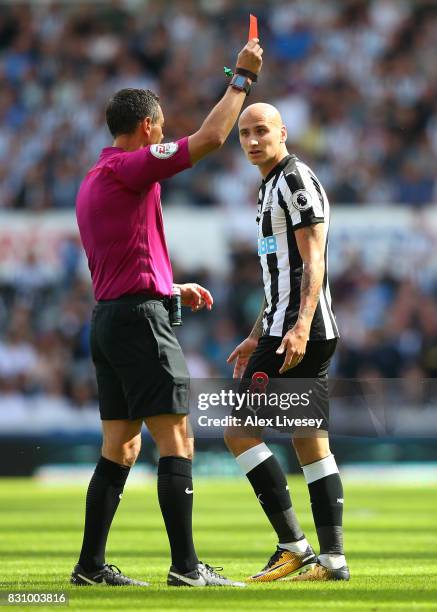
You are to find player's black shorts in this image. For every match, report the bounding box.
[235,336,337,435]
[244,336,337,380]
[90,294,189,421]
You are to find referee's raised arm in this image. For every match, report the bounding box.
[188,39,263,164]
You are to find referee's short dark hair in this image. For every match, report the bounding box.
[106,88,160,137]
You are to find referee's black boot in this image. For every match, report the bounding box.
[167,562,246,587]
[70,563,150,586]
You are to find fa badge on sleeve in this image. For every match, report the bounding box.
[150,142,179,159]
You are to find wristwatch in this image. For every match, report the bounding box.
[229,73,252,95]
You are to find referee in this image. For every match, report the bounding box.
[71,40,262,587]
[225,103,349,582]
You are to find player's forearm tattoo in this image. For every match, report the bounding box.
[297,229,325,331]
[249,298,266,339]
[299,263,322,321]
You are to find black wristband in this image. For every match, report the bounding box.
[236,67,258,82]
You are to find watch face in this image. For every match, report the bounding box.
[234,75,246,87]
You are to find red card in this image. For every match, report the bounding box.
[249,14,258,41]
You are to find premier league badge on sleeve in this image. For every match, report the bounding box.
[150,142,179,159]
[292,189,313,211]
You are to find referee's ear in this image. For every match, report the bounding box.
[280,125,287,143]
[140,117,152,138]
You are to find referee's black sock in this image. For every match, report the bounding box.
[78,456,130,573]
[302,454,345,564]
[157,456,199,573]
[236,443,305,545]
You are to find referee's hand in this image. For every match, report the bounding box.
[227,336,258,379]
[276,328,308,374]
[236,38,263,77]
[179,283,213,312]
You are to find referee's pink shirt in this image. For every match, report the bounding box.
[76,137,191,301]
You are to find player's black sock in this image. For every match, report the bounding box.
[78,456,130,572]
[157,456,199,573]
[302,454,344,554]
[236,443,304,543]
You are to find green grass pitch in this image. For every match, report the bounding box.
[1,476,436,611]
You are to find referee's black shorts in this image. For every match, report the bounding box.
[236,336,337,435]
[90,294,189,421]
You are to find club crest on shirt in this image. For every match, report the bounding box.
[150,142,179,159]
[292,189,312,211]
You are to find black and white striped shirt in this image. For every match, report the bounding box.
[256,154,339,341]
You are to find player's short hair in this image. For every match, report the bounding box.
[106,88,160,137]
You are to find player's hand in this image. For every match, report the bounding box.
[236,39,263,76]
[276,327,308,374]
[227,336,258,379]
[178,283,213,312]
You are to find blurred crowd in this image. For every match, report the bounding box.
[1,0,437,419]
[0,0,436,212]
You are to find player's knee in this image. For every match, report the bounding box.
[291,436,305,452]
[223,429,237,452]
[292,436,330,464]
[223,428,254,456]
